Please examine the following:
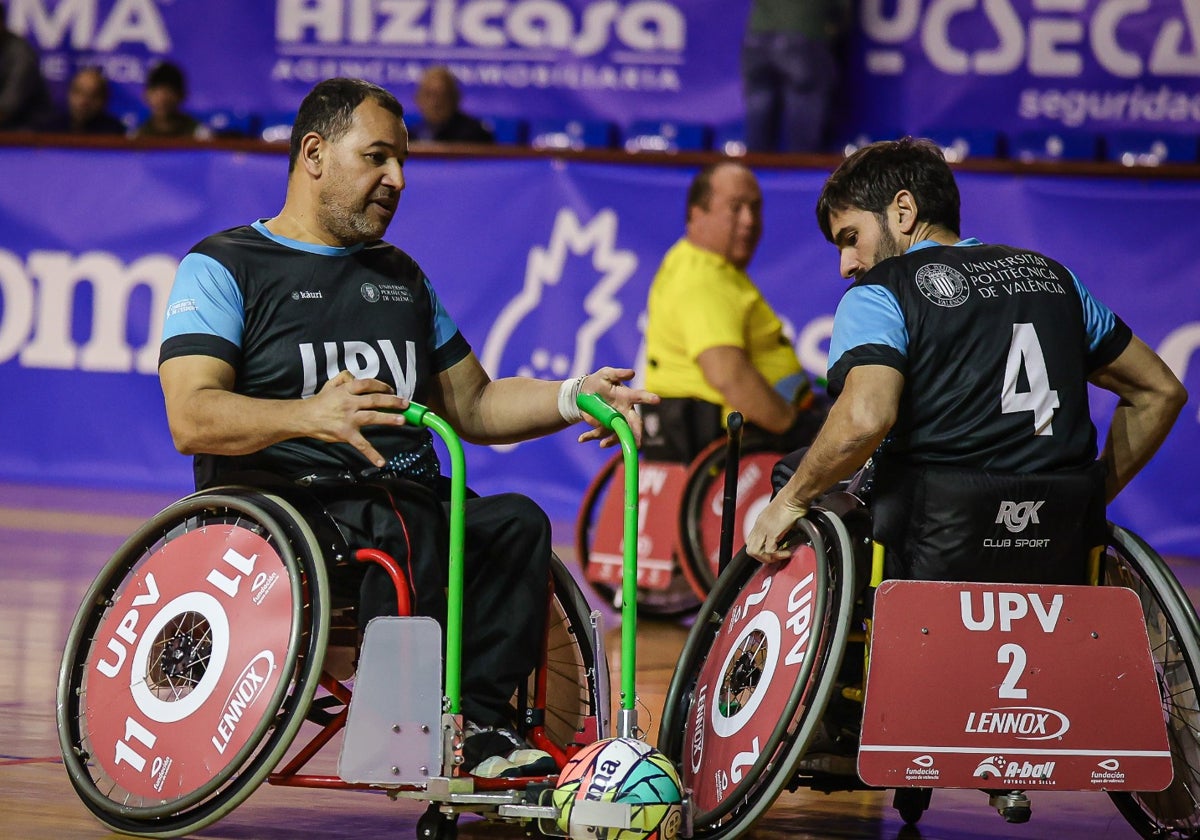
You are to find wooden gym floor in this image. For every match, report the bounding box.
[1,480,1191,839]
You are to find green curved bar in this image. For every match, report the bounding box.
[401,402,467,714]
[576,392,639,712]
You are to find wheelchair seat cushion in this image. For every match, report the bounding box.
[639,397,724,462]
[871,460,1107,585]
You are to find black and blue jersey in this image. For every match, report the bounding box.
[827,238,1131,474]
[159,221,471,486]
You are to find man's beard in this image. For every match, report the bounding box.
[317,184,390,245]
[875,212,903,264]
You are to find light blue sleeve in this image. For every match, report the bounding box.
[827,284,908,369]
[1069,270,1118,352]
[161,252,245,345]
[423,275,461,350]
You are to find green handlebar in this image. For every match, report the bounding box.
[398,402,467,714]
[576,392,640,712]
[397,395,639,719]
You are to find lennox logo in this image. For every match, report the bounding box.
[964,706,1071,740]
[996,500,1044,533]
[210,651,276,755]
[689,684,706,774]
[0,247,174,374]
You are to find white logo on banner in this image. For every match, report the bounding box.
[0,248,175,374]
[276,0,685,57]
[11,0,171,51]
[481,207,636,380]
[477,207,635,451]
[861,0,1200,78]
[271,0,687,93]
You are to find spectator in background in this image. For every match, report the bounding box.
[641,161,826,462]
[0,2,55,131]
[40,67,127,135]
[412,65,494,144]
[133,60,209,139]
[742,0,850,153]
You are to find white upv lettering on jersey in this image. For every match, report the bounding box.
[298,339,417,398]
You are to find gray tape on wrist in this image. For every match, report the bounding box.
[558,376,586,423]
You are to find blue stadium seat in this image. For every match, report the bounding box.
[1008,130,1099,162]
[623,120,711,152]
[528,118,618,150]
[195,109,256,138]
[1104,131,1198,166]
[404,113,426,137]
[480,115,528,145]
[711,120,747,156]
[835,128,902,157]
[117,108,145,134]
[922,128,1003,161]
[258,111,297,144]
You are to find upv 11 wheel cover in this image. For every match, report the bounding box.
[683,541,827,814]
[83,524,295,802]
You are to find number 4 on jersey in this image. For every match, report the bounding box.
[1001,323,1059,436]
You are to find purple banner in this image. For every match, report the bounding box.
[12,2,1200,141]
[847,0,1200,138]
[0,146,1196,556]
[10,0,746,128]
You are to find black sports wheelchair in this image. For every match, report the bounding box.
[656,434,1200,839]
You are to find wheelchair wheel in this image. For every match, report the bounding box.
[677,438,788,599]
[528,554,608,749]
[1104,524,1200,839]
[57,489,330,838]
[658,507,858,839]
[575,452,700,617]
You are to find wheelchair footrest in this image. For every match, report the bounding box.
[338,616,444,785]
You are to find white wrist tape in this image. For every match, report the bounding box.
[557,376,586,423]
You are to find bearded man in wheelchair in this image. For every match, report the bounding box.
[746,137,1187,770]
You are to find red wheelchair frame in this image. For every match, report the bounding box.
[56,486,605,840]
[575,436,787,615]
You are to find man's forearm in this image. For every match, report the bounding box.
[776,366,901,507]
[780,419,882,508]
[1102,395,1186,502]
[166,388,313,456]
[719,373,796,433]
[453,376,570,444]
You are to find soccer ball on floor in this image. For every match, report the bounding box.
[551,737,683,840]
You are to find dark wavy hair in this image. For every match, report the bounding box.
[289,78,404,172]
[816,137,961,242]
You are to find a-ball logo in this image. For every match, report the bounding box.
[995,500,1045,533]
[971,755,1056,782]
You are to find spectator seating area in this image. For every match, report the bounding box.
[119,107,1200,166]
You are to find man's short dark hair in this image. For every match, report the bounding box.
[816,137,962,242]
[289,78,405,171]
[685,161,746,222]
[146,60,187,96]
